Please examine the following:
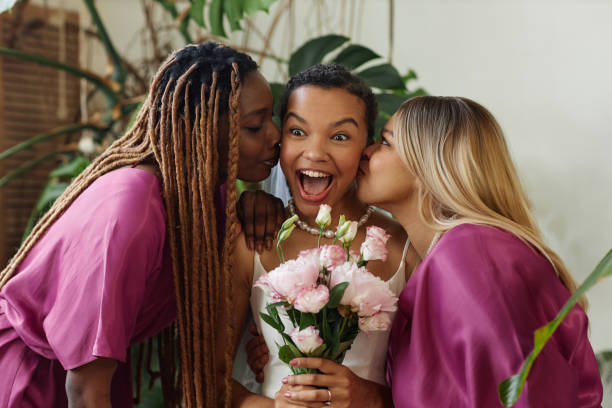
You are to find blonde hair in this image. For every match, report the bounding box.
[0,42,255,406]
[393,96,586,309]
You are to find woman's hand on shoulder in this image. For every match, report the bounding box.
[237,190,286,253]
[281,358,393,408]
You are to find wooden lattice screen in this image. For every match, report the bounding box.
[0,4,80,266]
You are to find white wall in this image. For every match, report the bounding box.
[42,0,612,351]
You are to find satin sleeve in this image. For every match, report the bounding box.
[387,224,602,408]
[41,175,167,370]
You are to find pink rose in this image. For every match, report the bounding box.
[329,261,359,289]
[294,285,330,313]
[358,312,392,332]
[329,262,397,317]
[254,253,320,303]
[289,326,324,354]
[319,245,347,269]
[360,226,391,262]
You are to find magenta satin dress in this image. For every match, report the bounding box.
[387,224,603,407]
[0,168,177,407]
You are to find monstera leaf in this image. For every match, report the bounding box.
[282,34,427,136]
[187,0,278,37]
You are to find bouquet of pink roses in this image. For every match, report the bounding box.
[253,204,398,374]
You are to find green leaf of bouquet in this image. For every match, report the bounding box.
[299,313,316,330]
[331,339,354,361]
[289,34,349,76]
[321,307,332,342]
[498,248,612,406]
[286,341,304,360]
[260,312,282,332]
[278,345,295,364]
[310,343,327,357]
[266,303,284,331]
[327,282,349,309]
[357,63,406,90]
[332,44,380,70]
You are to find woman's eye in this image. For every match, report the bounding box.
[290,128,305,136]
[332,134,348,141]
[381,136,390,146]
[246,126,262,133]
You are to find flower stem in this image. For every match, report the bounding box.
[318,226,324,248]
[276,242,284,263]
[338,315,348,339]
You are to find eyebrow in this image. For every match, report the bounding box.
[332,118,359,128]
[381,128,393,137]
[286,112,359,128]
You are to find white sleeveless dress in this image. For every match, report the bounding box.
[249,239,410,398]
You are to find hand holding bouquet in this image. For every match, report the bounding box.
[254,205,398,374]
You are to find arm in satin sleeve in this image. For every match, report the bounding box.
[43,178,167,370]
[395,225,601,407]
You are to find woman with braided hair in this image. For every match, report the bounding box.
[0,42,281,407]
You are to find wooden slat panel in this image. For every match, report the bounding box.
[0,3,80,266]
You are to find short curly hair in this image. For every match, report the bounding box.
[279,63,378,142]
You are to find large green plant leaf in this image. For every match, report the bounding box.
[0,0,19,13]
[357,63,406,90]
[223,0,242,31]
[0,123,107,162]
[209,0,227,37]
[0,47,120,103]
[243,0,277,14]
[269,82,285,124]
[83,0,126,88]
[597,350,612,390]
[288,35,349,76]
[21,180,70,241]
[376,89,427,116]
[0,152,59,188]
[49,156,90,179]
[187,0,279,36]
[154,0,193,43]
[498,249,612,406]
[333,44,380,70]
[189,0,207,28]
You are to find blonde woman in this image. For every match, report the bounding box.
[346,96,602,407]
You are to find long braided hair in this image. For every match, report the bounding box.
[0,42,257,407]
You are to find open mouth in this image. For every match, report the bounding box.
[297,169,334,202]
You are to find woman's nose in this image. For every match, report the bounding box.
[363,142,376,160]
[303,136,327,161]
[267,121,281,147]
